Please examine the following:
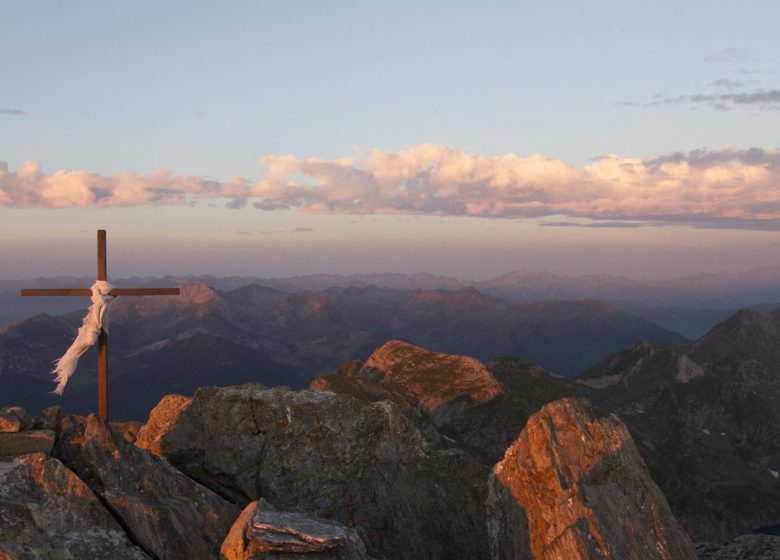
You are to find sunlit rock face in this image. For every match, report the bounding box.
[54,414,239,560]
[159,384,489,560]
[0,452,150,559]
[135,394,192,457]
[487,398,697,560]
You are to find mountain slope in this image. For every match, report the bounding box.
[577,307,780,541]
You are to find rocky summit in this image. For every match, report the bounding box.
[1,323,778,558]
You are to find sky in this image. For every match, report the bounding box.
[2,1,779,280]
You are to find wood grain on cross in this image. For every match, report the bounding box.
[20,230,180,421]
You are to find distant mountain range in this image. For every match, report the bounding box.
[4,266,780,337]
[0,282,682,419]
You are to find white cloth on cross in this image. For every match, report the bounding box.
[52,280,115,395]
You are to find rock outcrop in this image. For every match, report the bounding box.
[313,342,572,465]
[159,384,489,560]
[0,452,150,559]
[312,339,502,411]
[487,398,697,560]
[135,394,192,457]
[54,414,240,560]
[221,500,371,560]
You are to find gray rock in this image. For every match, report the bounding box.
[696,534,780,560]
[161,384,489,560]
[32,406,60,436]
[487,398,698,560]
[54,414,240,560]
[221,500,371,560]
[0,430,55,456]
[0,452,149,559]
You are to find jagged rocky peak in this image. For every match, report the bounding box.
[487,397,697,560]
[314,339,502,411]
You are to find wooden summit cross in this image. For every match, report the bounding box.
[20,230,180,421]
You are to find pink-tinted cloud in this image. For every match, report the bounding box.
[254,145,780,224]
[3,146,780,228]
[0,160,251,208]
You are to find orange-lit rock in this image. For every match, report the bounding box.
[488,398,697,560]
[315,339,502,412]
[136,394,192,457]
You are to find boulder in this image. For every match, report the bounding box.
[0,452,149,559]
[696,534,780,559]
[136,394,192,457]
[110,420,143,444]
[488,398,698,560]
[161,384,489,559]
[0,412,19,434]
[54,414,240,560]
[0,430,55,456]
[0,407,32,433]
[221,500,371,560]
[32,406,60,436]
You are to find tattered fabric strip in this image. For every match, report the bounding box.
[52,280,115,394]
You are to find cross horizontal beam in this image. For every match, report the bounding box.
[21,288,181,297]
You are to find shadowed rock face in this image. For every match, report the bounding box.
[159,384,489,560]
[0,452,150,559]
[488,398,697,560]
[54,414,240,560]
[696,534,780,560]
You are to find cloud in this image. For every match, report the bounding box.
[0,108,25,116]
[645,89,780,111]
[539,220,655,229]
[0,160,252,208]
[702,48,750,64]
[4,145,780,229]
[252,145,780,225]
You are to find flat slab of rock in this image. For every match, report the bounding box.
[0,452,149,559]
[0,430,54,456]
[55,414,240,560]
[222,501,371,559]
[488,398,698,560]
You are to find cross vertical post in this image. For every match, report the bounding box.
[97,230,108,420]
